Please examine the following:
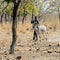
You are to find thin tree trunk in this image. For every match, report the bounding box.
[58,12,60,20]
[5,14,7,24]
[8,15,11,23]
[0,14,3,23]
[10,0,21,54]
[11,15,13,23]
[57,8,60,21]
[22,15,25,24]
[32,9,34,20]
[22,7,26,24]
[17,14,20,24]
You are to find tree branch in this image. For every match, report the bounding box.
[0,1,4,6]
[2,3,9,12]
[40,5,51,17]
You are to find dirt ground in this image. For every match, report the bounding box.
[0,22,60,60]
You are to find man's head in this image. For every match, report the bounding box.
[35,16,37,20]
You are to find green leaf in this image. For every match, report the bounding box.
[4,0,13,3]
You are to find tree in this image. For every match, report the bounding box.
[3,0,60,54]
[18,1,39,24]
[4,0,38,54]
[45,0,60,21]
[4,0,21,54]
[0,1,9,23]
[4,3,13,23]
[52,0,60,21]
[10,0,21,54]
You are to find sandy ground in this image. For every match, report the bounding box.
[0,23,60,60]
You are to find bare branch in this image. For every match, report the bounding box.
[40,5,51,17]
[0,1,4,6]
[2,3,9,12]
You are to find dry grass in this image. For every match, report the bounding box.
[0,21,60,60]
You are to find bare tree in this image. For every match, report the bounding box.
[10,0,21,54]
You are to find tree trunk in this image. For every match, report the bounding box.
[32,9,34,20]
[22,15,25,24]
[57,8,60,21]
[0,14,3,23]
[11,15,13,23]
[17,14,20,24]
[10,0,21,54]
[22,7,26,24]
[58,13,60,20]
[5,14,7,24]
[8,15,11,23]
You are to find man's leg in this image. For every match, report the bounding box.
[33,31,38,41]
[33,31,36,40]
[35,32,38,40]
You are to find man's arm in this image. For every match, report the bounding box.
[31,20,34,24]
[37,20,39,24]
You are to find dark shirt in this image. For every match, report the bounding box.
[31,20,39,24]
[31,20,39,31]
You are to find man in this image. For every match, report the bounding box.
[31,16,39,41]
